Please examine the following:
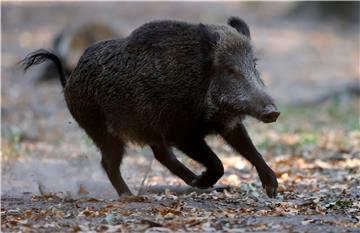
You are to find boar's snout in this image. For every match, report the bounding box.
[260,105,280,123]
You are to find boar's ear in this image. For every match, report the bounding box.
[198,23,219,60]
[227,16,251,39]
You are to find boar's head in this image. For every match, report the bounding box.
[204,17,280,123]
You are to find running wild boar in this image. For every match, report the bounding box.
[22,17,280,198]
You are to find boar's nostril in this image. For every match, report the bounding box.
[261,109,280,123]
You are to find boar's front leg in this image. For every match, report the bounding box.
[175,138,224,189]
[151,143,197,186]
[220,123,278,198]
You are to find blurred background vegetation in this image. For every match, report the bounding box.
[1,2,359,197]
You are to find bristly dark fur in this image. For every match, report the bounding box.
[22,18,279,198]
[227,16,251,38]
[198,23,219,57]
[21,49,67,87]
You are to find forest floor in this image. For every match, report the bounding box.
[2,99,360,232]
[2,2,360,233]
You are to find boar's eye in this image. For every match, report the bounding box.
[225,67,236,76]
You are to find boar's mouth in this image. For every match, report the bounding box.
[258,107,280,123]
[212,97,280,123]
[246,104,280,123]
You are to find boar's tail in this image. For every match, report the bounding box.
[21,49,67,88]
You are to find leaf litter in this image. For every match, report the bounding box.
[2,102,359,233]
[2,3,360,232]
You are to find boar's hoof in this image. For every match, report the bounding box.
[258,169,278,198]
[189,173,215,189]
[264,185,277,198]
[119,191,133,198]
[189,179,213,189]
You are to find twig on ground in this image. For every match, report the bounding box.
[137,156,154,195]
[37,183,46,195]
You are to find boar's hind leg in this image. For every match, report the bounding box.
[220,123,278,198]
[84,127,131,197]
[175,138,224,189]
[151,144,197,186]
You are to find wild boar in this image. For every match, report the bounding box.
[22,17,280,198]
